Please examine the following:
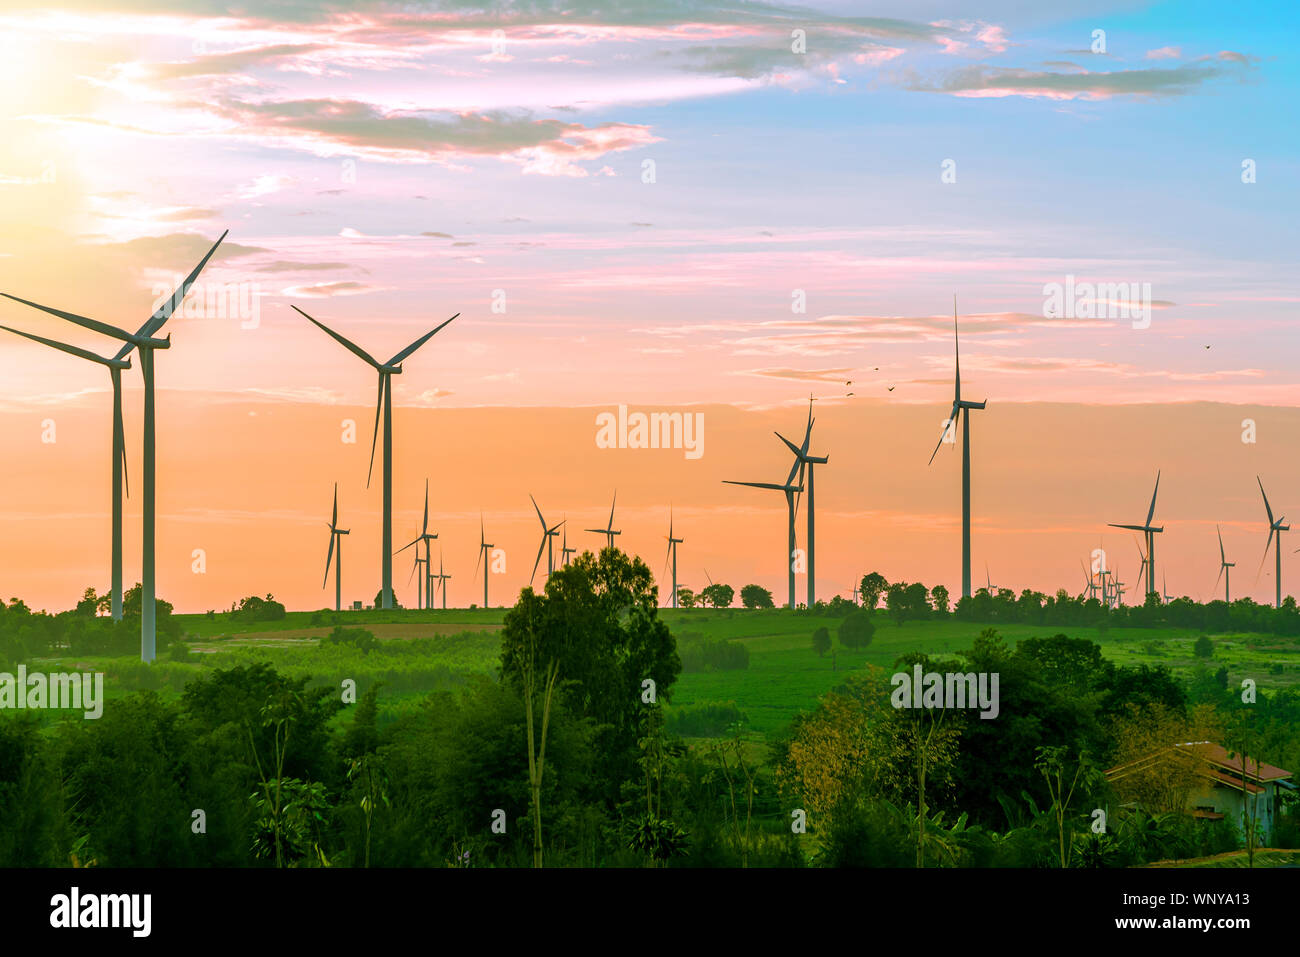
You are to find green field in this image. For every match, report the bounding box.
[34,606,1300,743]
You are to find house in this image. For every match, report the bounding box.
[1105,741,1295,844]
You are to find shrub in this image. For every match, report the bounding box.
[664,702,746,737]
[678,637,749,673]
[1193,635,1213,658]
[838,611,875,650]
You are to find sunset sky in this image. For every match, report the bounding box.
[0,0,1296,613]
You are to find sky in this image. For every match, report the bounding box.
[0,0,1296,613]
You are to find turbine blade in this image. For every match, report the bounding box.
[1259,476,1275,525]
[530,493,546,529]
[0,324,124,367]
[1218,524,1225,563]
[928,404,959,465]
[422,478,429,535]
[136,231,228,346]
[294,306,382,368]
[608,490,617,530]
[323,532,335,589]
[386,314,458,367]
[331,482,338,528]
[366,372,384,488]
[0,294,133,344]
[1145,470,1161,527]
[530,536,546,585]
[775,431,803,459]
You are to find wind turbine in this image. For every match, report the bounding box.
[928,295,987,599]
[1108,471,1162,600]
[585,491,621,550]
[664,507,684,609]
[1215,524,1235,603]
[323,483,350,612]
[408,550,427,609]
[1161,573,1173,605]
[0,324,131,621]
[723,465,803,609]
[529,494,564,586]
[1258,476,1289,608]
[984,563,998,596]
[1112,568,1126,607]
[1079,560,1098,601]
[396,480,437,609]
[474,513,493,608]
[295,305,457,610]
[3,230,228,661]
[561,520,577,567]
[435,547,451,609]
[777,396,829,606]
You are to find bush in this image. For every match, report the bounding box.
[838,611,875,650]
[322,627,379,655]
[231,594,287,623]
[740,585,774,609]
[1193,635,1213,658]
[678,637,749,673]
[664,702,747,737]
[812,626,831,657]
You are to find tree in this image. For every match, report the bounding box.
[859,572,888,612]
[812,626,831,658]
[372,589,402,609]
[885,583,908,625]
[838,611,875,650]
[499,548,681,802]
[930,584,950,616]
[700,583,734,609]
[677,587,696,609]
[1034,746,1100,869]
[1194,635,1213,658]
[740,584,774,609]
[75,587,100,618]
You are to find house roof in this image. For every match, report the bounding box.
[1105,740,1292,792]
[1182,742,1292,783]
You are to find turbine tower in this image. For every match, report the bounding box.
[295,305,457,610]
[665,507,684,609]
[1215,524,1234,603]
[529,494,564,586]
[323,483,350,612]
[586,491,621,550]
[723,467,803,609]
[0,325,131,620]
[1258,476,1289,608]
[928,296,987,599]
[474,513,493,608]
[777,396,828,607]
[1109,471,1162,600]
[3,230,228,661]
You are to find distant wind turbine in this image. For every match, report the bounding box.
[1258,476,1289,608]
[529,494,564,586]
[474,513,494,608]
[3,230,228,661]
[724,467,803,609]
[586,491,622,550]
[928,295,987,599]
[665,507,684,609]
[323,483,350,612]
[396,480,437,609]
[435,547,451,609]
[561,520,577,567]
[778,395,828,607]
[295,304,457,609]
[1215,524,1235,603]
[1109,471,1162,600]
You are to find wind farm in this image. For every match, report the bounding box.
[1,0,1298,900]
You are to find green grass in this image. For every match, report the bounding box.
[29,607,1298,741]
